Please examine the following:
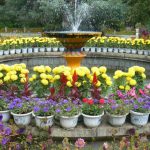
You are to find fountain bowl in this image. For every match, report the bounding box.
[44,31,101,51]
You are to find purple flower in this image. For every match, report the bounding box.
[137,98,144,103]
[14,98,22,104]
[0,123,4,131]
[16,144,21,150]
[134,105,138,109]
[142,104,150,110]
[17,103,22,108]
[56,109,61,113]
[22,96,30,101]
[63,99,68,104]
[73,100,78,105]
[1,137,9,145]
[43,107,49,112]
[124,100,129,104]
[0,114,3,121]
[75,138,86,148]
[111,104,118,110]
[65,107,72,112]
[4,127,12,135]
[16,128,25,134]
[8,103,15,109]
[33,106,40,112]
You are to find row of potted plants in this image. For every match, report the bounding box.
[0,37,150,52]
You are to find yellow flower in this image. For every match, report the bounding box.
[19,74,25,78]
[47,75,53,80]
[125,85,130,91]
[20,63,26,69]
[54,75,60,80]
[96,81,101,87]
[106,80,112,86]
[0,73,3,78]
[11,75,18,81]
[0,80,3,84]
[102,73,107,79]
[21,69,29,74]
[141,73,146,79]
[114,70,124,77]
[29,78,33,82]
[4,76,10,82]
[41,79,49,85]
[45,66,51,72]
[91,67,100,75]
[66,81,72,87]
[129,79,137,86]
[32,74,37,80]
[113,75,118,79]
[40,73,47,79]
[99,66,107,73]
[119,85,124,90]
[20,78,26,83]
[75,82,81,87]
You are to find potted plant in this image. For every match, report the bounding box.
[0,96,10,122]
[32,99,56,129]
[130,86,150,126]
[55,98,81,130]
[82,98,105,128]
[105,90,130,126]
[9,96,33,126]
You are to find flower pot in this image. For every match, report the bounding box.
[10,49,16,55]
[11,111,32,126]
[107,112,128,126]
[3,50,10,55]
[131,49,137,54]
[143,50,149,55]
[125,49,131,54]
[130,110,149,126]
[0,50,4,56]
[33,47,39,53]
[22,48,28,54]
[34,114,54,129]
[137,50,144,55]
[60,114,79,129]
[82,112,104,128]
[16,49,21,54]
[39,47,45,52]
[107,47,113,52]
[113,48,119,53]
[28,48,33,53]
[102,47,108,52]
[59,47,64,52]
[46,47,51,52]
[84,47,90,52]
[119,48,125,53]
[90,47,96,52]
[97,47,102,52]
[52,47,58,52]
[0,110,10,122]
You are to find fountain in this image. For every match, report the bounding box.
[44,0,101,68]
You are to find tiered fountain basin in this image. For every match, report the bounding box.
[44,31,101,68]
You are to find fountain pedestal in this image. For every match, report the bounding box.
[44,31,101,68]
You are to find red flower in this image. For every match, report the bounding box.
[82,98,88,103]
[99,98,105,104]
[139,89,145,95]
[92,72,98,85]
[88,99,94,105]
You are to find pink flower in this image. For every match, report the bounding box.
[127,87,137,98]
[139,89,145,95]
[146,83,150,89]
[75,138,86,148]
[103,142,109,150]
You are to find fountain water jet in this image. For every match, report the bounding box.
[44,0,101,68]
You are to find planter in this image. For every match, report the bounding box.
[22,48,28,54]
[0,110,10,122]
[59,47,64,52]
[131,49,137,54]
[90,47,96,52]
[3,50,10,55]
[130,110,149,126]
[11,111,32,126]
[137,50,144,55]
[16,49,21,54]
[84,47,90,52]
[39,47,45,52]
[52,47,58,52]
[102,47,108,52]
[33,47,39,53]
[107,47,113,52]
[97,47,102,52]
[125,49,131,54]
[82,112,104,128]
[113,48,119,53]
[34,114,54,129]
[28,48,33,53]
[60,114,79,129]
[46,47,51,52]
[0,50,4,56]
[107,112,128,126]
[143,50,149,55]
[10,49,16,55]
[119,48,125,53]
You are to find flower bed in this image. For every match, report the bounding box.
[0,64,150,129]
